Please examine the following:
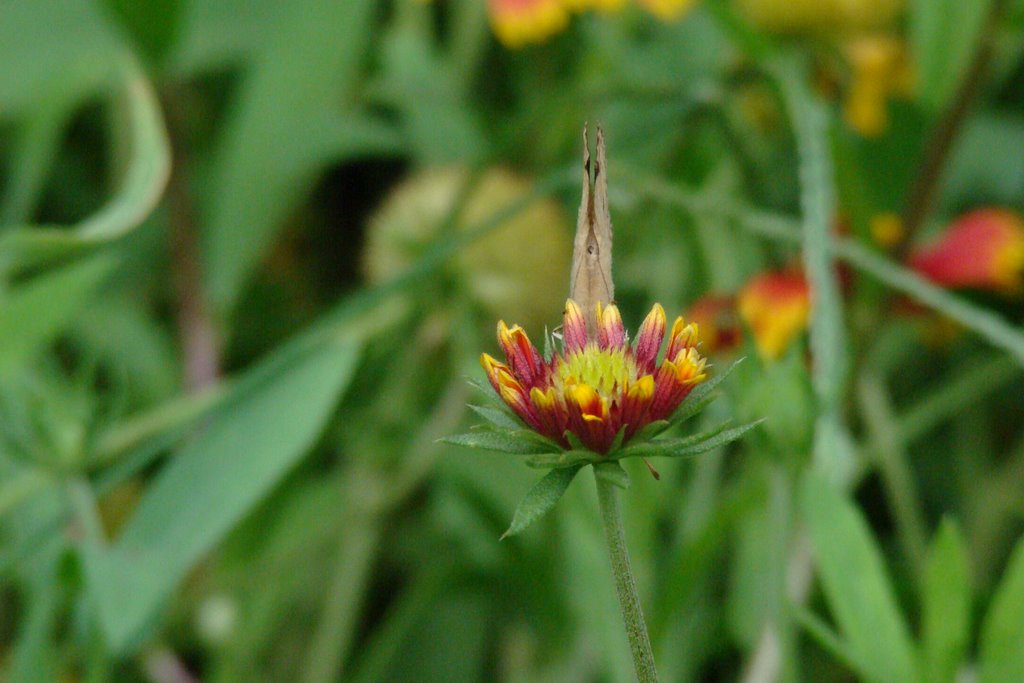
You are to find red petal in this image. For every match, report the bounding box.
[498,321,546,387]
[633,303,666,373]
[562,299,588,354]
[597,302,627,350]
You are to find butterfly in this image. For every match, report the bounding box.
[569,123,614,335]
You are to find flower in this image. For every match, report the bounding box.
[737,271,811,360]
[488,0,698,47]
[908,208,1024,294]
[686,294,741,355]
[363,167,572,331]
[841,34,914,137]
[480,299,707,453]
[488,0,570,48]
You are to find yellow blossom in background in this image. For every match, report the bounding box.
[869,212,905,248]
[363,167,573,331]
[634,0,698,21]
[734,0,904,34]
[842,33,914,137]
[737,271,811,360]
[489,0,698,47]
[488,0,570,48]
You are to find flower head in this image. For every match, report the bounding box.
[488,0,570,48]
[908,208,1024,294]
[737,271,811,360]
[480,299,707,453]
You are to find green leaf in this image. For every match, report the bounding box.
[466,404,521,431]
[979,533,1024,683]
[0,254,117,380]
[439,430,553,455]
[801,471,917,683]
[922,519,971,683]
[674,357,745,423]
[0,60,171,274]
[84,336,362,652]
[621,419,764,461]
[102,0,184,65]
[204,0,394,311]
[523,450,595,469]
[500,465,583,539]
[910,0,993,112]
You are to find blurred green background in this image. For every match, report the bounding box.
[2,0,1024,681]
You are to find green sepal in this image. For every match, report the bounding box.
[467,403,522,430]
[606,425,628,456]
[565,430,587,452]
[617,418,765,461]
[631,419,670,443]
[672,357,746,423]
[501,464,584,539]
[524,450,597,469]
[440,429,555,455]
[594,461,630,489]
[465,376,504,406]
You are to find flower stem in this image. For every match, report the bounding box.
[594,469,659,683]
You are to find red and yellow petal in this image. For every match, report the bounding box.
[596,302,627,350]
[563,298,588,354]
[664,316,699,362]
[566,383,612,451]
[737,271,811,360]
[620,374,654,436]
[633,303,666,373]
[530,386,569,444]
[909,209,1024,294]
[496,369,542,431]
[480,353,509,393]
[497,320,546,387]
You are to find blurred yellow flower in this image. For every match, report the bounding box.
[363,167,573,330]
[869,212,905,248]
[842,34,914,137]
[489,0,697,47]
[737,271,811,360]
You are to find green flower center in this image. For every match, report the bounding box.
[555,346,636,398]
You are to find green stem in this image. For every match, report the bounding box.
[594,470,659,683]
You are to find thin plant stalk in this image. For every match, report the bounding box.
[594,470,659,683]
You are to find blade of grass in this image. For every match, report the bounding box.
[0,58,170,275]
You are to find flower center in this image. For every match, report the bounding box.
[554,345,637,399]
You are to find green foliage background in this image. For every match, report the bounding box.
[2,0,1024,681]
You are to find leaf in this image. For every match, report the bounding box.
[801,470,918,683]
[84,336,362,652]
[979,533,1024,683]
[523,450,595,469]
[204,0,391,311]
[439,430,553,455]
[500,465,583,539]
[466,404,521,431]
[0,60,171,274]
[103,0,184,65]
[621,419,764,461]
[0,254,117,380]
[674,357,745,423]
[910,0,993,112]
[922,519,971,683]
